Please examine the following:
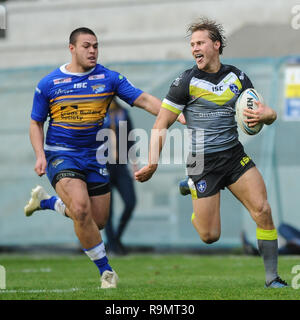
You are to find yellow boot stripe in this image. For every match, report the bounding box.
[256,228,278,240]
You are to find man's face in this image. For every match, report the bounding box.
[190,30,220,72]
[70,33,98,71]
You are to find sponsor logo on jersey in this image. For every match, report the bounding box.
[60,105,78,111]
[229,83,239,95]
[223,74,234,84]
[99,168,109,176]
[172,75,183,87]
[196,180,207,193]
[53,77,72,85]
[74,82,88,89]
[88,74,105,80]
[212,85,223,92]
[191,72,241,96]
[91,84,106,93]
[240,156,251,167]
[54,88,74,95]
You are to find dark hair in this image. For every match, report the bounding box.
[187,18,226,54]
[69,27,97,45]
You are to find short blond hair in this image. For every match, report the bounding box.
[187,17,226,54]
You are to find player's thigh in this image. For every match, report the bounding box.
[55,178,91,220]
[192,192,221,238]
[227,166,266,209]
[227,166,273,225]
[90,192,111,230]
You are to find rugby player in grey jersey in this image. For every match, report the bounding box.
[135,18,287,288]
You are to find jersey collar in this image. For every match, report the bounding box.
[60,63,96,76]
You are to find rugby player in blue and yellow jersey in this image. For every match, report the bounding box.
[135,18,288,288]
[25,27,170,288]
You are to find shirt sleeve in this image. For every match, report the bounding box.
[114,73,143,106]
[161,72,190,115]
[241,72,254,90]
[31,77,50,122]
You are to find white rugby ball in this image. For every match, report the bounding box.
[235,88,264,135]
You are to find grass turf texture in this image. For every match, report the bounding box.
[0,254,299,300]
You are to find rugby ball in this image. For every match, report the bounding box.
[235,88,264,135]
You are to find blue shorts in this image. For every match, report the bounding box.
[45,149,110,196]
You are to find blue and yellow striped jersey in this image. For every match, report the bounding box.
[31,63,143,150]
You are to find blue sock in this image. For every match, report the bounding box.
[93,256,113,275]
[40,196,58,210]
[83,242,112,275]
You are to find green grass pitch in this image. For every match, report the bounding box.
[0,253,299,300]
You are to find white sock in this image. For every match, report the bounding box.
[54,198,67,216]
[83,242,112,274]
[84,242,107,261]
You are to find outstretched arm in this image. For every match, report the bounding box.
[133,92,161,116]
[135,107,179,182]
[133,92,186,124]
[30,119,47,176]
[243,101,277,127]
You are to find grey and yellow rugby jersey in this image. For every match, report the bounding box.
[162,64,253,154]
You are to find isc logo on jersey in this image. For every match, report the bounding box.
[74,82,87,89]
[235,88,264,135]
[212,85,223,92]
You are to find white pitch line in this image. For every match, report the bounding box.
[0,287,82,294]
[21,268,52,273]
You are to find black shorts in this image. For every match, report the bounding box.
[187,142,255,199]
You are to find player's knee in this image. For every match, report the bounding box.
[252,200,271,223]
[70,201,91,224]
[200,231,220,244]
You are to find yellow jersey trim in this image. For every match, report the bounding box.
[50,92,115,103]
[52,123,96,130]
[190,79,242,106]
[161,102,182,115]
